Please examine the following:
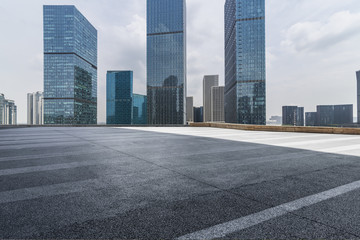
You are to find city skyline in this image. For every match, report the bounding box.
[1,0,360,123]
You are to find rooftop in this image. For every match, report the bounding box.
[1,127,360,238]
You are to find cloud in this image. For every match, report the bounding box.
[282,11,360,52]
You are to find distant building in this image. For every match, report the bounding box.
[147,0,186,125]
[27,92,44,125]
[106,71,133,125]
[186,97,194,122]
[268,116,282,125]
[194,107,203,123]
[211,86,225,122]
[282,106,304,126]
[0,94,17,125]
[357,70,360,124]
[203,75,219,122]
[316,105,353,126]
[224,0,266,125]
[305,112,317,126]
[133,94,147,125]
[43,5,97,125]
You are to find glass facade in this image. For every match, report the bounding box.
[305,112,317,127]
[147,0,186,125]
[316,105,353,126]
[106,71,133,125]
[224,0,266,124]
[282,106,304,126]
[133,94,147,125]
[43,5,97,125]
[357,71,360,124]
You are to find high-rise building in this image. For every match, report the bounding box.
[27,92,44,125]
[147,0,186,125]
[133,94,147,125]
[186,96,194,122]
[194,106,203,123]
[106,71,133,125]
[357,70,360,124]
[0,94,17,125]
[224,0,266,125]
[211,86,225,122]
[317,105,353,126]
[0,94,4,125]
[203,75,219,122]
[305,112,317,126]
[43,5,97,125]
[282,106,304,126]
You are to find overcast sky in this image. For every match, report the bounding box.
[1,0,359,124]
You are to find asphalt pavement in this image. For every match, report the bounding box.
[0,127,360,239]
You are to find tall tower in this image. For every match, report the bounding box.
[43,5,97,125]
[357,70,360,124]
[27,92,44,125]
[147,0,187,125]
[211,86,225,122]
[106,71,133,125]
[224,0,266,125]
[203,75,219,122]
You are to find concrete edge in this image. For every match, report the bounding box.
[189,122,360,135]
[0,124,188,130]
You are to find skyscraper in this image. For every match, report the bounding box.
[357,70,360,124]
[0,94,17,125]
[106,71,133,125]
[147,0,186,125]
[224,0,266,125]
[186,96,194,122]
[133,94,147,125]
[203,75,219,122]
[27,92,44,125]
[43,5,97,125]
[211,86,225,122]
[194,106,204,123]
[282,106,304,126]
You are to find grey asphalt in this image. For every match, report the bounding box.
[0,127,360,239]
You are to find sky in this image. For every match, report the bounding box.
[0,0,359,124]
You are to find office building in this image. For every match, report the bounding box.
[203,75,219,122]
[43,5,97,125]
[282,106,304,126]
[224,0,266,125]
[305,112,317,127]
[27,92,44,125]
[0,94,17,125]
[194,107,203,123]
[268,116,282,125]
[147,0,186,125]
[211,86,225,122]
[106,71,133,125]
[317,105,353,126]
[186,96,194,122]
[133,94,147,125]
[357,70,360,124]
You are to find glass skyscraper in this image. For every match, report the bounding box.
[106,71,133,125]
[224,0,266,125]
[357,70,360,124]
[43,5,97,125]
[133,94,147,125]
[147,0,187,125]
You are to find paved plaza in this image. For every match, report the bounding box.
[0,127,360,239]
